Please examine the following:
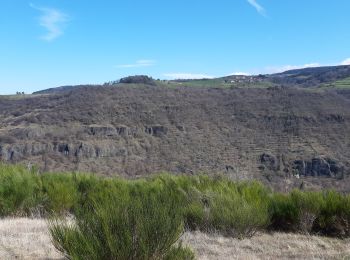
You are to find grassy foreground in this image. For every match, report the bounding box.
[1,164,350,258]
[1,219,350,260]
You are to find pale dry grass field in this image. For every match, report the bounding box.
[0,218,62,260]
[181,231,350,260]
[0,218,350,260]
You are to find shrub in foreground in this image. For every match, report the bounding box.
[49,179,194,260]
[41,173,79,214]
[269,190,350,237]
[0,164,42,216]
[209,192,269,238]
[269,190,323,233]
[1,164,350,239]
[314,191,350,237]
[180,176,270,238]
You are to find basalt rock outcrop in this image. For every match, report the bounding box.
[293,158,345,178]
[260,153,346,179]
[1,86,350,191]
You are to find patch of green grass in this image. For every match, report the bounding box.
[334,77,350,88]
[115,77,276,89]
[179,79,231,88]
[0,94,35,100]
[165,79,275,89]
[319,77,350,89]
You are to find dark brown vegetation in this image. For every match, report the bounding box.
[119,75,157,85]
[1,83,350,191]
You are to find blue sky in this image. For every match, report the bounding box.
[1,0,350,94]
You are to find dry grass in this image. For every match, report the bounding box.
[0,218,350,259]
[0,218,62,260]
[181,231,350,260]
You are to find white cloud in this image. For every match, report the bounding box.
[230,72,251,76]
[264,58,349,74]
[265,63,321,74]
[247,0,266,16]
[341,58,350,65]
[163,73,215,80]
[116,60,156,68]
[230,57,349,76]
[30,4,68,41]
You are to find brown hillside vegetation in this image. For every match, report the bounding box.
[1,86,350,191]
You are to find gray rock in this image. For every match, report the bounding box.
[293,158,345,178]
[260,153,278,171]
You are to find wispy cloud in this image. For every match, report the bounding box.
[163,73,215,80]
[247,0,266,16]
[265,58,350,74]
[264,63,321,74]
[116,60,156,68]
[30,3,68,41]
[229,57,350,76]
[230,72,251,76]
[341,58,350,65]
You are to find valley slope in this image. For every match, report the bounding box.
[1,82,350,191]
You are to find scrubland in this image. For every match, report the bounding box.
[1,164,350,259]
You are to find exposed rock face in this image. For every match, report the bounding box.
[1,86,350,191]
[145,126,168,137]
[260,153,278,171]
[89,126,119,137]
[293,158,344,178]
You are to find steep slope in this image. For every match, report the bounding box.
[1,86,350,191]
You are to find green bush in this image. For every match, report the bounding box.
[49,178,194,259]
[270,190,324,233]
[41,173,79,214]
[179,176,270,238]
[314,191,350,237]
[1,164,350,241]
[291,190,323,233]
[209,192,269,238]
[269,190,323,233]
[184,200,207,230]
[269,193,298,231]
[164,244,195,260]
[0,164,43,216]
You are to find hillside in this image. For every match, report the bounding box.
[1,84,350,191]
[32,84,100,95]
[32,65,350,95]
[268,65,350,87]
[180,65,350,89]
